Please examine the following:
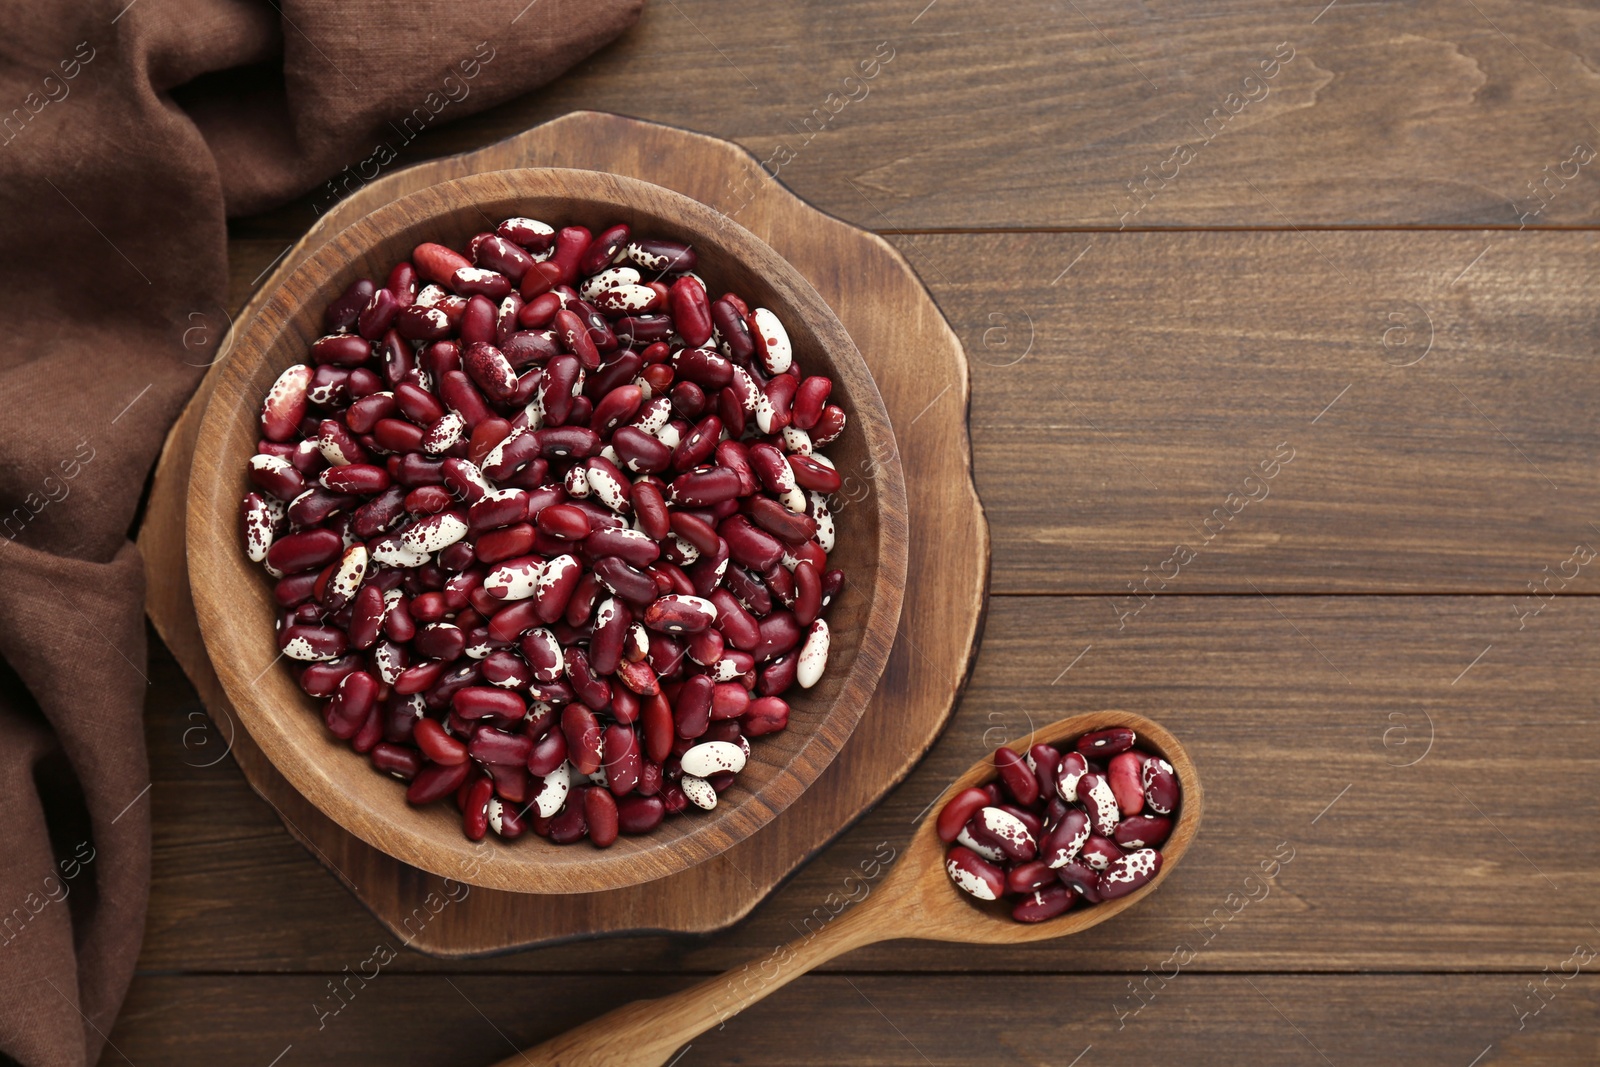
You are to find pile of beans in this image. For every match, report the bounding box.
[241,217,849,847]
[941,728,1180,922]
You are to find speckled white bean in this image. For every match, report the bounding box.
[750,308,792,375]
[402,511,469,553]
[580,266,641,301]
[682,774,718,810]
[421,412,465,454]
[533,761,571,818]
[680,740,747,778]
[796,619,829,688]
[808,492,835,552]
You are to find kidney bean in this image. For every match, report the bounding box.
[1079,771,1121,837]
[406,759,471,805]
[946,845,1006,901]
[616,793,665,834]
[1114,814,1172,849]
[994,747,1040,807]
[1041,808,1090,869]
[1055,751,1089,803]
[1142,758,1178,815]
[561,704,604,775]
[1107,750,1150,816]
[1099,848,1162,900]
[1013,883,1076,923]
[1077,727,1136,757]
[625,238,696,274]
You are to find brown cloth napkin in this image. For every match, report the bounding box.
[0,0,640,1062]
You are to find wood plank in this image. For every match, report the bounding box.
[230,0,1600,233]
[137,594,1600,972]
[104,974,1600,1065]
[909,227,1600,593]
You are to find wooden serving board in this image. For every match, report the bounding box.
[138,111,988,956]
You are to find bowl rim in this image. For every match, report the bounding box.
[188,167,908,893]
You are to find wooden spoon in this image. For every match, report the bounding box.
[489,710,1202,1067]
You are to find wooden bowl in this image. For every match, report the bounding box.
[187,169,908,894]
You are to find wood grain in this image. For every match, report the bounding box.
[139,112,986,947]
[902,228,1600,594]
[137,594,1600,975]
[235,0,1600,232]
[106,973,1600,1065]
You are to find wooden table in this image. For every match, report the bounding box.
[109,1,1600,1062]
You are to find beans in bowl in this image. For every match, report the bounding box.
[241,219,849,847]
[941,728,1180,921]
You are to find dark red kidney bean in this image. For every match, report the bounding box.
[565,647,612,709]
[614,313,673,346]
[580,223,630,275]
[412,242,471,286]
[1077,727,1137,757]
[670,380,707,419]
[669,276,714,347]
[743,495,817,543]
[1029,744,1062,802]
[764,373,797,433]
[616,793,665,834]
[413,717,468,765]
[525,728,567,777]
[479,649,534,689]
[586,528,660,569]
[671,415,721,472]
[709,588,760,651]
[1143,758,1179,815]
[791,376,832,431]
[584,786,620,847]
[266,529,342,574]
[719,515,783,572]
[1055,859,1103,903]
[602,723,641,796]
[1115,815,1173,849]
[357,287,399,340]
[673,675,714,739]
[387,261,417,307]
[936,787,992,844]
[672,346,732,389]
[994,746,1040,806]
[517,291,562,330]
[537,503,591,540]
[469,726,533,767]
[459,294,497,345]
[397,303,453,342]
[592,557,657,605]
[1013,883,1076,923]
[788,454,842,493]
[1107,750,1149,815]
[743,696,790,737]
[474,234,534,281]
[370,742,422,781]
[722,565,772,617]
[326,278,376,333]
[310,334,371,367]
[590,384,643,435]
[711,298,755,363]
[536,425,600,459]
[451,266,512,300]
[544,795,586,844]
[553,308,599,370]
[406,759,471,805]
[752,611,802,662]
[394,660,443,695]
[640,692,674,764]
[561,704,604,775]
[669,466,741,507]
[452,686,525,721]
[1007,860,1058,895]
[460,777,489,844]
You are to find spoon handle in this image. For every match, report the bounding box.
[487,892,895,1067]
